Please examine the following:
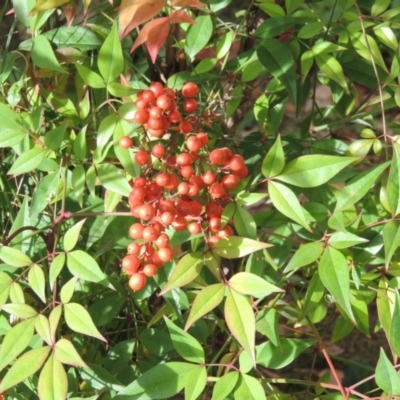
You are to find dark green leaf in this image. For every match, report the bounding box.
[185,15,213,59]
[31,35,67,73]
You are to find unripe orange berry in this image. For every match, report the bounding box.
[143,263,158,277]
[158,247,174,262]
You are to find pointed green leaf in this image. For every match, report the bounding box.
[212,236,273,259]
[60,275,79,304]
[160,252,204,295]
[257,39,297,105]
[38,354,68,400]
[54,338,88,368]
[256,308,280,346]
[185,365,207,400]
[229,272,284,298]
[35,314,52,345]
[8,147,47,176]
[335,161,390,211]
[375,348,400,395]
[185,15,213,59]
[268,180,311,231]
[49,305,62,344]
[79,363,125,391]
[1,303,37,319]
[315,53,348,91]
[257,339,316,369]
[32,35,67,73]
[211,371,239,400]
[63,219,87,252]
[383,221,400,268]
[49,253,65,291]
[115,362,198,398]
[185,283,225,330]
[64,303,106,342]
[66,250,108,285]
[276,155,356,188]
[284,241,324,273]
[0,245,32,267]
[0,103,24,130]
[75,64,106,88]
[0,317,35,372]
[233,206,257,239]
[387,146,400,216]
[0,346,50,393]
[319,247,355,321]
[164,317,205,363]
[225,288,255,364]
[389,292,400,357]
[98,21,124,83]
[234,373,266,400]
[28,264,46,302]
[96,163,131,196]
[328,231,368,249]
[262,135,285,178]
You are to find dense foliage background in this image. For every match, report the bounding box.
[1,0,400,399]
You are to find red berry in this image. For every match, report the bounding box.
[135,151,150,166]
[182,82,199,98]
[143,263,158,277]
[129,273,147,291]
[119,136,133,149]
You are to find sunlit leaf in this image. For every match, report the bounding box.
[38,354,68,400]
[0,245,32,268]
[185,15,213,59]
[54,338,88,368]
[229,272,284,298]
[211,371,239,400]
[212,236,273,259]
[375,348,400,395]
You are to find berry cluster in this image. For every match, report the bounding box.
[119,82,248,291]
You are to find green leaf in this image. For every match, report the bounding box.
[30,172,60,218]
[185,365,207,400]
[31,0,69,12]
[233,206,257,239]
[0,245,32,267]
[257,39,297,105]
[63,219,87,252]
[31,35,67,73]
[225,288,255,364]
[234,373,266,400]
[8,147,47,176]
[226,84,243,118]
[350,32,388,73]
[75,64,106,88]
[377,277,392,338]
[229,272,284,298]
[71,165,85,207]
[0,346,50,393]
[256,308,280,346]
[38,354,68,400]
[328,231,368,249]
[375,348,400,395]
[185,283,225,330]
[115,362,198,398]
[257,339,316,369]
[96,163,131,196]
[212,236,273,259]
[318,247,355,322]
[262,135,285,178]
[49,305,62,344]
[64,303,106,342]
[211,371,239,400]
[268,180,311,232]
[49,253,65,291]
[0,103,24,130]
[44,124,67,151]
[0,317,35,372]
[98,21,124,83]
[255,16,299,38]
[164,317,205,363]
[35,314,52,345]
[335,161,390,212]
[383,221,400,268]
[1,303,37,319]
[315,53,348,92]
[284,242,324,273]
[66,250,108,285]
[0,129,26,148]
[79,363,125,392]
[28,264,46,302]
[54,338,88,368]
[60,275,79,304]
[185,15,213,59]
[389,292,400,357]
[276,155,356,188]
[160,252,204,295]
[387,146,400,216]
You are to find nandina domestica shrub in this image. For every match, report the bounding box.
[0,0,400,399]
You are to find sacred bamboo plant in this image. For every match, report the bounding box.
[0,0,400,399]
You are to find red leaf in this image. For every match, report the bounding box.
[169,10,196,24]
[147,19,171,62]
[130,17,169,53]
[119,0,166,38]
[171,0,205,8]
[63,3,77,27]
